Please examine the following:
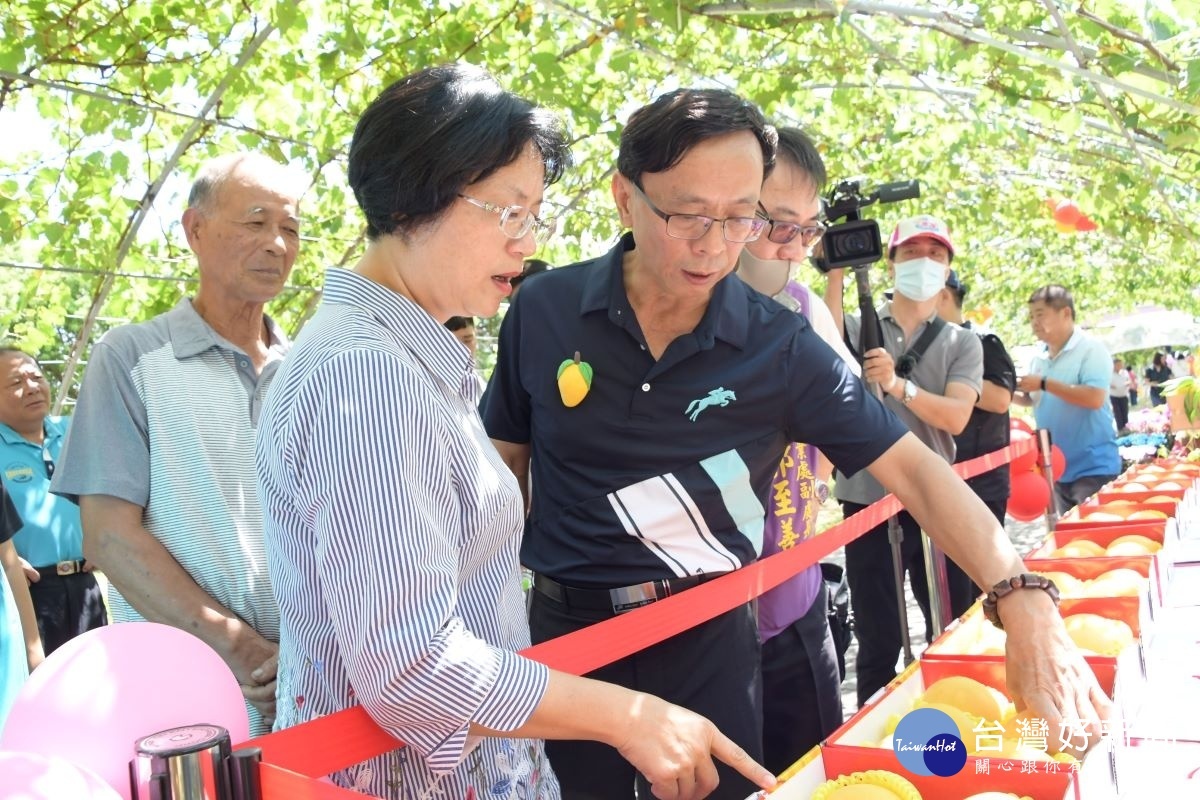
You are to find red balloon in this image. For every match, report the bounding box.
[1008,470,1051,521]
[1009,429,1038,474]
[1050,444,1066,480]
[1010,417,1034,435]
[1053,200,1082,226]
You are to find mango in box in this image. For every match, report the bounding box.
[1038,568,1145,599]
[1105,534,1161,556]
[809,770,922,800]
[1063,613,1134,656]
[1037,571,1084,597]
[918,676,1010,723]
[1082,568,1145,597]
[1050,539,1106,558]
[964,794,1033,799]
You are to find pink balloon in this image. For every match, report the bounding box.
[0,750,123,799]
[0,622,249,800]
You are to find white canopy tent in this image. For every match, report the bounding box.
[1086,307,1200,355]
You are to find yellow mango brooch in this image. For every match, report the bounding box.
[557,351,593,407]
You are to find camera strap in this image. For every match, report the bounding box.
[895,316,947,378]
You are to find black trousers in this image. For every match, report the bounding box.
[841,504,976,706]
[28,570,107,654]
[1055,473,1119,515]
[760,588,843,774]
[1110,395,1129,430]
[529,589,763,800]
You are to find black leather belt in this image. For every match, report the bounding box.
[533,572,721,615]
[35,559,86,578]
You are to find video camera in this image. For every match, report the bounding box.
[813,178,921,271]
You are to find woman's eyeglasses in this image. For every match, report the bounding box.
[458,194,557,244]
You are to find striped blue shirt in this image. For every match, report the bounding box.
[256,269,557,799]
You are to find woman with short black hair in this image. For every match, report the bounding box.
[256,64,773,800]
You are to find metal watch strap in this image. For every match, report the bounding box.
[981,573,1060,630]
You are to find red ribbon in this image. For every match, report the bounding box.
[247,438,1035,781]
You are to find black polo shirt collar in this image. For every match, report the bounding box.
[578,232,749,353]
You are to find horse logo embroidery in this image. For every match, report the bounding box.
[685,387,737,422]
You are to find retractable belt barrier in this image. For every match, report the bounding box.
[246,437,1035,796]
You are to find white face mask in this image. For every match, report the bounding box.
[737,249,791,298]
[894,256,947,302]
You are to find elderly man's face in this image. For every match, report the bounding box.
[184,165,301,306]
[0,352,50,432]
[613,131,764,303]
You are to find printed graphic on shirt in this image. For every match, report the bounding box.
[770,443,819,552]
[684,387,737,421]
[607,448,764,575]
[4,464,34,483]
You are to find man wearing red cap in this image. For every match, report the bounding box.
[823,214,984,705]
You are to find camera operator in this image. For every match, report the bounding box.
[823,216,983,705]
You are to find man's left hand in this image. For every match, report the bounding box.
[1000,589,1112,753]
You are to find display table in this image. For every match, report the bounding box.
[767,460,1200,799]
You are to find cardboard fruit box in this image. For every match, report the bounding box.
[820,659,1094,799]
[1095,488,1184,505]
[1020,555,1162,610]
[922,600,1143,690]
[766,746,1082,800]
[1026,521,1166,558]
[768,746,827,799]
[1057,500,1175,527]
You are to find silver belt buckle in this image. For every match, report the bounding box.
[56,560,78,576]
[610,581,659,614]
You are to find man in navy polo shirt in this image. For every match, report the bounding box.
[483,88,1111,797]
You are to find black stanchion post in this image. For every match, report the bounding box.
[226,747,263,800]
[1037,428,1060,529]
[854,264,918,664]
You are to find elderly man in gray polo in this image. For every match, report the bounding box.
[52,152,302,735]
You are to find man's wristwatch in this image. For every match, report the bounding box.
[814,479,830,505]
[901,379,918,406]
[981,573,1060,630]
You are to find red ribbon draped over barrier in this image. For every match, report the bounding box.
[245,437,1035,789]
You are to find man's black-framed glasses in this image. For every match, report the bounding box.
[757,203,827,246]
[631,182,765,243]
[458,194,557,245]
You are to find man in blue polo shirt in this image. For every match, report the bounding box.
[1016,284,1120,510]
[484,88,1111,797]
[0,347,106,654]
